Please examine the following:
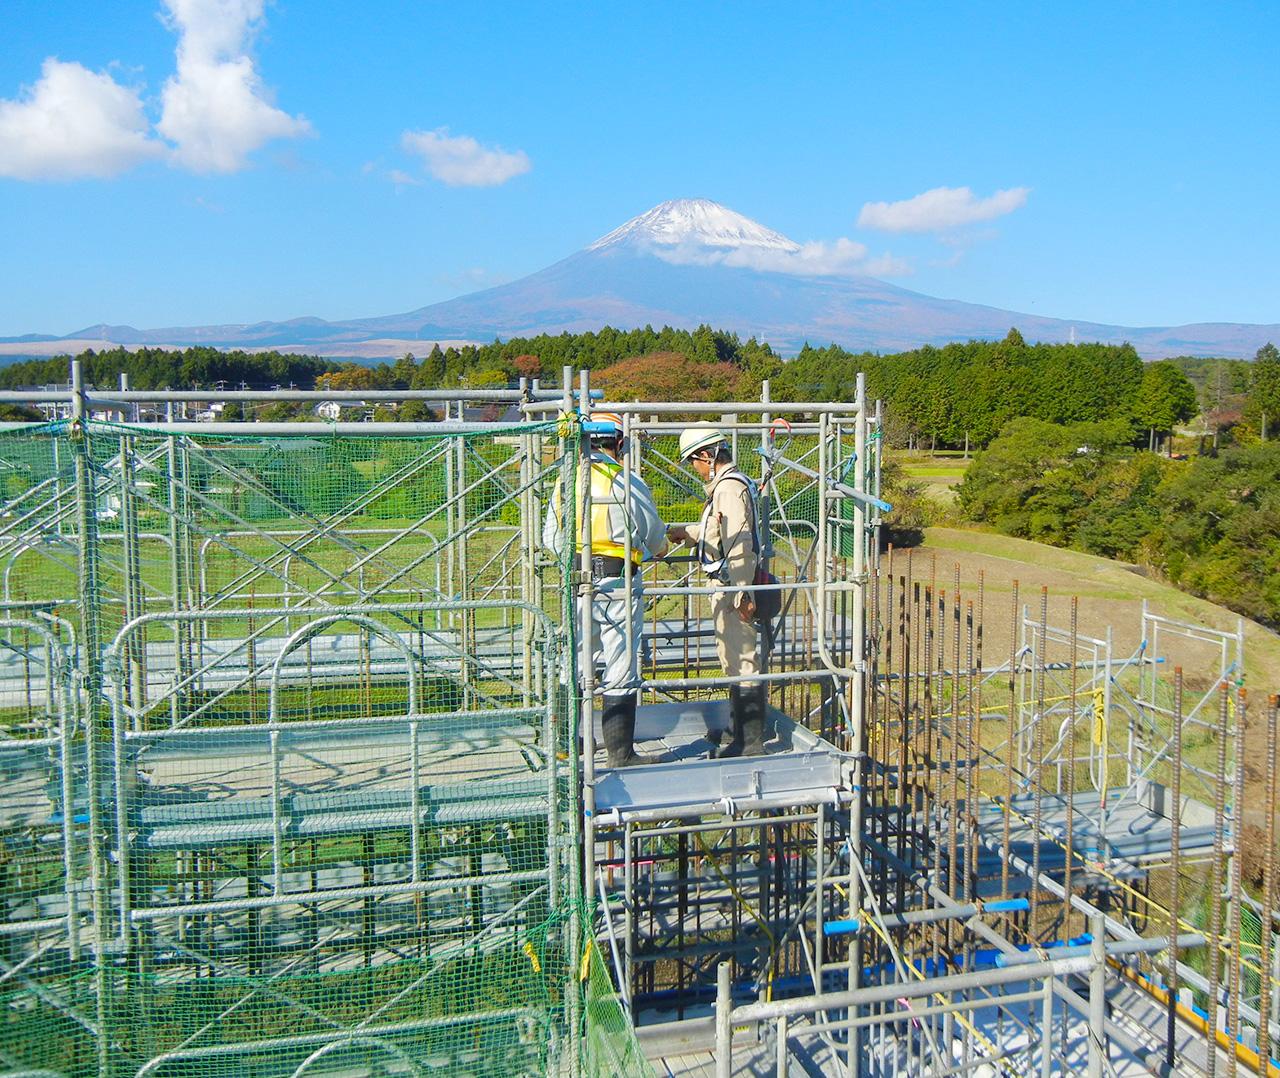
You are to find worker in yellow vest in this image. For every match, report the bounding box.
[543,412,668,767]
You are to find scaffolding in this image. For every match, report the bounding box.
[0,362,1274,1078]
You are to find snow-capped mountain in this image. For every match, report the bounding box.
[9,199,1279,360]
[588,198,801,253]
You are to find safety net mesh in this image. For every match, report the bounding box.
[0,418,652,1078]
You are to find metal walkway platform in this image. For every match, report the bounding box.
[949,785,1219,894]
[592,699,856,823]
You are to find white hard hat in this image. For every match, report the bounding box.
[678,427,726,461]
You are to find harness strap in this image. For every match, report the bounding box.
[696,469,761,582]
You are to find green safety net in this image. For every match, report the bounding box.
[0,419,651,1078]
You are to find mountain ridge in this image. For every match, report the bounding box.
[4,199,1277,360]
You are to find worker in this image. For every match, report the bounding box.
[543,411,669,768]
[667,426,767,757]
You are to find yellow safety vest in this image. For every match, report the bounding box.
[579,458,643,564]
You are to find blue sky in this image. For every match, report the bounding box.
[1,0,1277,342]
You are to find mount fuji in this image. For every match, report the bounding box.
[8,199,1279,360]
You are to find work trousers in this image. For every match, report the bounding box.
[590,574,645,698]
[710,589,760,688]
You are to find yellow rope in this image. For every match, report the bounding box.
[694,830,779,999]
[694,831,777,945]
[858,910,1016,1075]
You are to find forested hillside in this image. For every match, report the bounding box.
[0,329,1202,455]
[770,329,1201,451]
[0,327,777,394]
[6,330,1278,625]
[958,420,1280,628]
[0,347,339,392]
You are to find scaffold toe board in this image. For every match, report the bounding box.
[591,699,854,819]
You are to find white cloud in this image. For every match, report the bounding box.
[0,0,308,181]
[157,0,311,174]
[0,58,163,180]
[402,127,531,187]
[858,185,1030,234]
[645,236,913,278]
[860,252,915,277]
[727,238,868,275]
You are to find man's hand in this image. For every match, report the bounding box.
[737,596,756,622]
[667,525,690,546]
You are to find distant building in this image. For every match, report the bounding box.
[315,401,370,421]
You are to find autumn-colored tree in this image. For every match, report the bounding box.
[513,354,542,379]
[317,365,378,391]
[593,352,744,404]
[462,368,509,390]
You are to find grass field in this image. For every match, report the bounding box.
[893,453,969,503]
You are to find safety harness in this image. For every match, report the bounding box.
[695,466,760,585]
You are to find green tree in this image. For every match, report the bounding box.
[397,399,438,423]
[1133,361,1197,451]
[390,352,418,388]
[412,345,447,388]
[1151,443,1280,626]
[0,347,338,392]
[259,401,301,422]
[462,368,509,390]
[1072,453,1166,559]
[957,416,1138,545]
[1246,342,1280,439]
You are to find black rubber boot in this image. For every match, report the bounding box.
[601,694,653,768]
[740,684,767,756]
[706,689,734,758]
[720,684,766,758]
